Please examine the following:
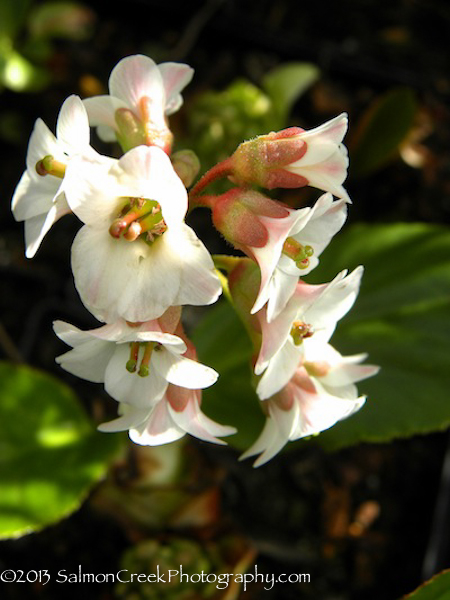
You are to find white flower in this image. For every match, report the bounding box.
[64,144,222,323]
[99,385,236,446]
[53,317,219,406]
[255,267,364,400]
[11,95,96,258]
[83,54,193,148]
[241,344,379,467]
[250,193,348,321]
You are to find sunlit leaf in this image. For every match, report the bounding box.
[0,361,122,538]
[349,87,418,177]
[402,569,450,599]
[262,62,320,124]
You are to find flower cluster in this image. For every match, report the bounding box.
[12,54,378,466]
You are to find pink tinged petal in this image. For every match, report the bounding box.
[52,319,131,346]
[265,268,298,323]
[158,62,194,114]
[56,95,91,153]
[290,113,348,166]
[241,399,300,467]
[82,95,128,132]
[55,339,114,383]
[130,400,185,446]
[114,146,187,226]
[167,396,236,445]
[98,403,151,432]
[250,206,311,315]
[104,344,168,406]
[108,54,165,113]
[320,356,380,387]
[290,383,366,439]
[256,340,303,400]
[152,348,218,389]
[294,150,350,201]
[255,302,299,375]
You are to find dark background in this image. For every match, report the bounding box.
[1,1,450,598]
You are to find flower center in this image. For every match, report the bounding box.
[282,237,314,270]
[126,342,160,377]
[290,320,314,345]
[109,197,167,243]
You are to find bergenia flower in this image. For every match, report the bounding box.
[99,382,236,446]
[255,267,363,400]
[230,113,350,200]
[83,54,194,152]
[64,144,222,323]
[11,95,97,258]
[53,315,218,406]
[210,189,347,322]
[240,344,378,467]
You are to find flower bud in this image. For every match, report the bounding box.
[211,188,291,250]
[171,149,200,188]
[229,113,350,200]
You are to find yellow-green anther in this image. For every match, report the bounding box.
[282,238,314,268]
[35,155,66,178]
[126,342,140,372]
[137,342,154,377]
[290,321,313,345]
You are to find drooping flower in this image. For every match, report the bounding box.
[240,343,379,467]
[11,95,97,258]
[53,312,218,406]
[83,54,194,152]
[98,384,237,446]
[229,113,350,200]
[210,189,347,322]
[255,266,364,400]
[64,144,222,323]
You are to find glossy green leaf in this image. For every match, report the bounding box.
[0,361,122,538]
[262,62,320,124]
[402,570,450,599]
[349,87,417,177]
[192,300,264,451]
[306,221,450,450]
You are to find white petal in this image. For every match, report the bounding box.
[56,339,114,383]
[158,62,194,114]
[256,340,303,400]
[152,348,218,389]
[25,119,60,175]
[82,95,127,131]
[129,399,185,445]
[104,344,167,406]
[291,113,348,166]
[168,397,236,444]
[98,403,151,432]
[56,95,91,153]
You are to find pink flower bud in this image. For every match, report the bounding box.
[229,114,350,200]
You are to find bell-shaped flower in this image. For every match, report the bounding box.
[83,54,194,152]
[99,381,236,447]
[210,189,347,322]
[53,312,218,406]
[240,344,379,467]
[11,95,97,258]
[64,144,222,323]
[255,266,364,400]
[230,113,350,200]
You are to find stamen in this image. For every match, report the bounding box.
[126,342,140,372]
[138,342,155,377]
[282,237,314,270]
[35,155,66,178]
[109,198,165,242]
[290,321,314,345]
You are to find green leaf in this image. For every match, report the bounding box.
[262,62,320,124]
[192,300,264,451]
[27,2,96,41]
[306,222,450,450]
[402,569,450,599]
[0,361,122,539]
[349,87,417,177]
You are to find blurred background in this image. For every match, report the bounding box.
[1,1,450,599]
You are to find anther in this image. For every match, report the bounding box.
[138,343,154,377]
[126,342,140,373]
[282,237,314,269]
[35,155,66,178]
[290,321,314,345]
